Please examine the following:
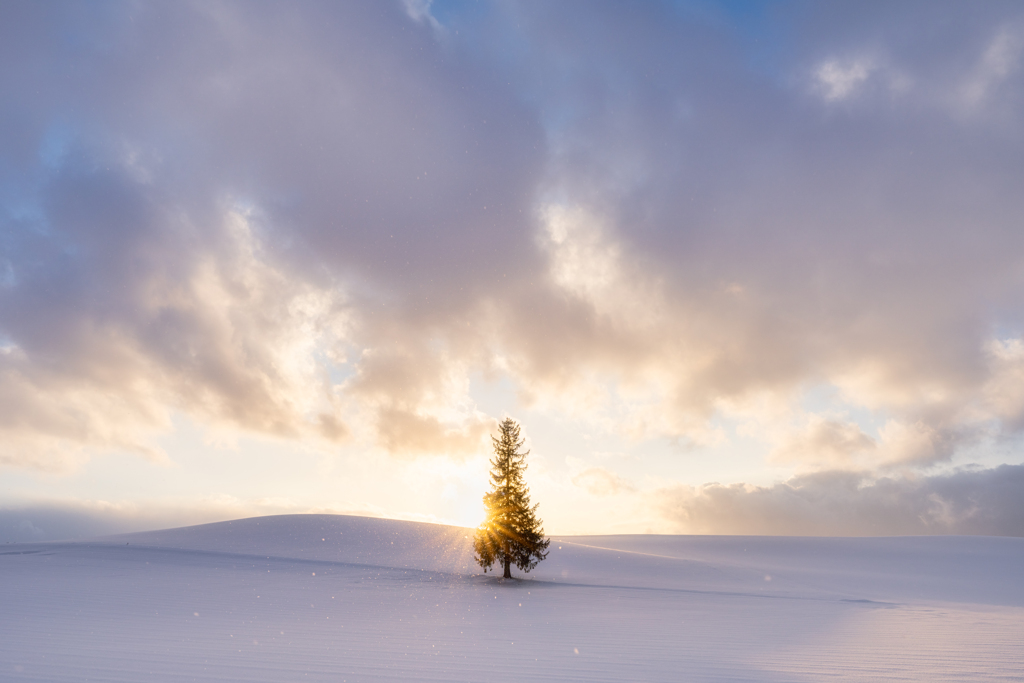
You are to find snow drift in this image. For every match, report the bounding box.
[2,514,1022,681]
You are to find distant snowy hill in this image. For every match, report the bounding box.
[2,514,1022,681]
[115,514,482,575]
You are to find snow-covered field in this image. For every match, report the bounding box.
[2,514,1022,682]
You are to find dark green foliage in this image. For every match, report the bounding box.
[473,418,551,579]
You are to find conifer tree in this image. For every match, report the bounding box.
[473,418,550,579]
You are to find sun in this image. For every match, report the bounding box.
[453,497,487,529]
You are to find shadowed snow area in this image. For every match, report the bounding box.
[2,514,1022,682]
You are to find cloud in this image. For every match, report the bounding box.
[344,345,495,456]
[401,0,440,30]
[770,416,877,468]
[768,415,968,471]
[0,1,540,466]
[572,466,637,496]
[478,0,1024,461]
[815,58,874,101]
[372,406,493,457]
[983,338,1024,430]
[0,192,351,469]
[657,465,1024,537]
[961,25,1024,107]
[2,0,1024,492]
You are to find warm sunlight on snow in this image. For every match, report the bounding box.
[3,515,1021,682]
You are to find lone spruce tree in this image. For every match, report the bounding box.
[473,418,550,579]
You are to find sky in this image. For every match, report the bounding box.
[2,0,1024,540]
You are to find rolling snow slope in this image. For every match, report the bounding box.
[2,514,1022,682]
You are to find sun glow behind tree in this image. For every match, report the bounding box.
[473,419,550,578]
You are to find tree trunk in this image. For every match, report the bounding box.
[503,557,512,579]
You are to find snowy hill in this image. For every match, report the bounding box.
[2,514,1022,681]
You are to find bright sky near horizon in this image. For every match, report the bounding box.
[2,0,1024,540]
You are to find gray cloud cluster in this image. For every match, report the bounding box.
[1,0,1024,495]
[479,1,1024,461]
[0,1,541,463]
[658,465,1024,537]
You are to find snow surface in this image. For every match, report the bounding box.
[2,514,1022,682]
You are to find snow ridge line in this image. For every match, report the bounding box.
[553,539,703,562]
[41,541,480,580]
